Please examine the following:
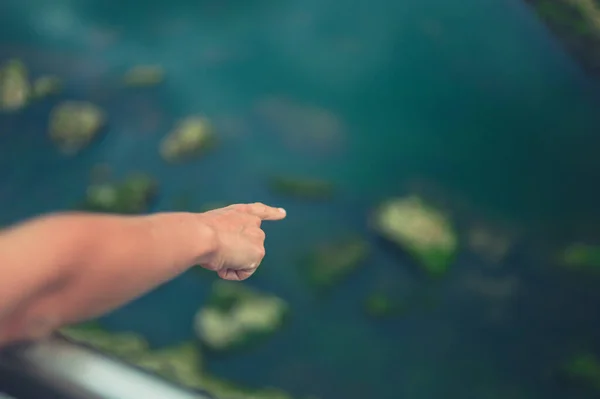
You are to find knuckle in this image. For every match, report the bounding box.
[229,204,246,212]
[255,246,266,259]
[253,202,268,213]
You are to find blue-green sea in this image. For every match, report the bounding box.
[2,0,600,398]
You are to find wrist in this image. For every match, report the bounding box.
[143,212,217,269]
[191,214,219,266]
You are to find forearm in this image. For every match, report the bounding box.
[0,212,215,345]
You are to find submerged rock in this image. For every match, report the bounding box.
[301,236,370,292]
[160,117,216,162]
[268,176,334,200]
[123,65,165,87]
[83,173,158,214]
[559,243,600,272]
[31,76,63,99]
[49,101,106,154]
[0,59,31,111]
[372,196,457,277]
[194,281,289,352]
[363,292,406,319]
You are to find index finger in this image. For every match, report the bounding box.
[245,202,287,221]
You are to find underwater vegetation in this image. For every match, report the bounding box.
[60,321,293,399]
[2,41,600,398]
[528,0,600,75]
[160,116,217,163]
[194,281,289,353]
[267,176,335,200]
[300,236,370,293]
[559,243,600,271]
[82,173,158,214]
[49,101,106,155]
[560,352,600,395]
[0,58,62,111]
[371,196,458,278]
[122,65,165,88]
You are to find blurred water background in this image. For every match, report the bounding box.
[2,0,600,398]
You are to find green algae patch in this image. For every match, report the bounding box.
[363,292,406,319]
[31,75,63,99]
[371,196,457,277]
[560,243,600,272]
[60,324,294,399]
[0,59,62,111]
[301,236,370,292]
[61,324,202,389]
[160,117,217,162]
[59,320,104,334]
[267,176,334,200]
[202,378,294,399]
[562,353,600,393]
[49,101,106,155]
[528,0,600,74]
[60,324,150,359]
[133,342,205,385]
[194,281,289,353]
[122,65,165,87]
[83,173,158,214]
[0,59,31,111]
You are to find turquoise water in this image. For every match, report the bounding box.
[2,0,600,398]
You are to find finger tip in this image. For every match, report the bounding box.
[278,208,287,217]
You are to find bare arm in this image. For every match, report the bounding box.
[0,211,216,345]
[0,203,285,347]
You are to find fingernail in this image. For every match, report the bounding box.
[278,208,287,215]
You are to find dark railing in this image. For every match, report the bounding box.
[0,335,213,399]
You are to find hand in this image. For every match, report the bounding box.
[197,203,286,280]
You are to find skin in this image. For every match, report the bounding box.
[0,202,286,347]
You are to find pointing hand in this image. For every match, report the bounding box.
[196,203,286,280]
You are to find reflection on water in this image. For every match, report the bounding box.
[2,0,600,398]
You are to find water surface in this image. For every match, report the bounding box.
[1,0,600,398]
